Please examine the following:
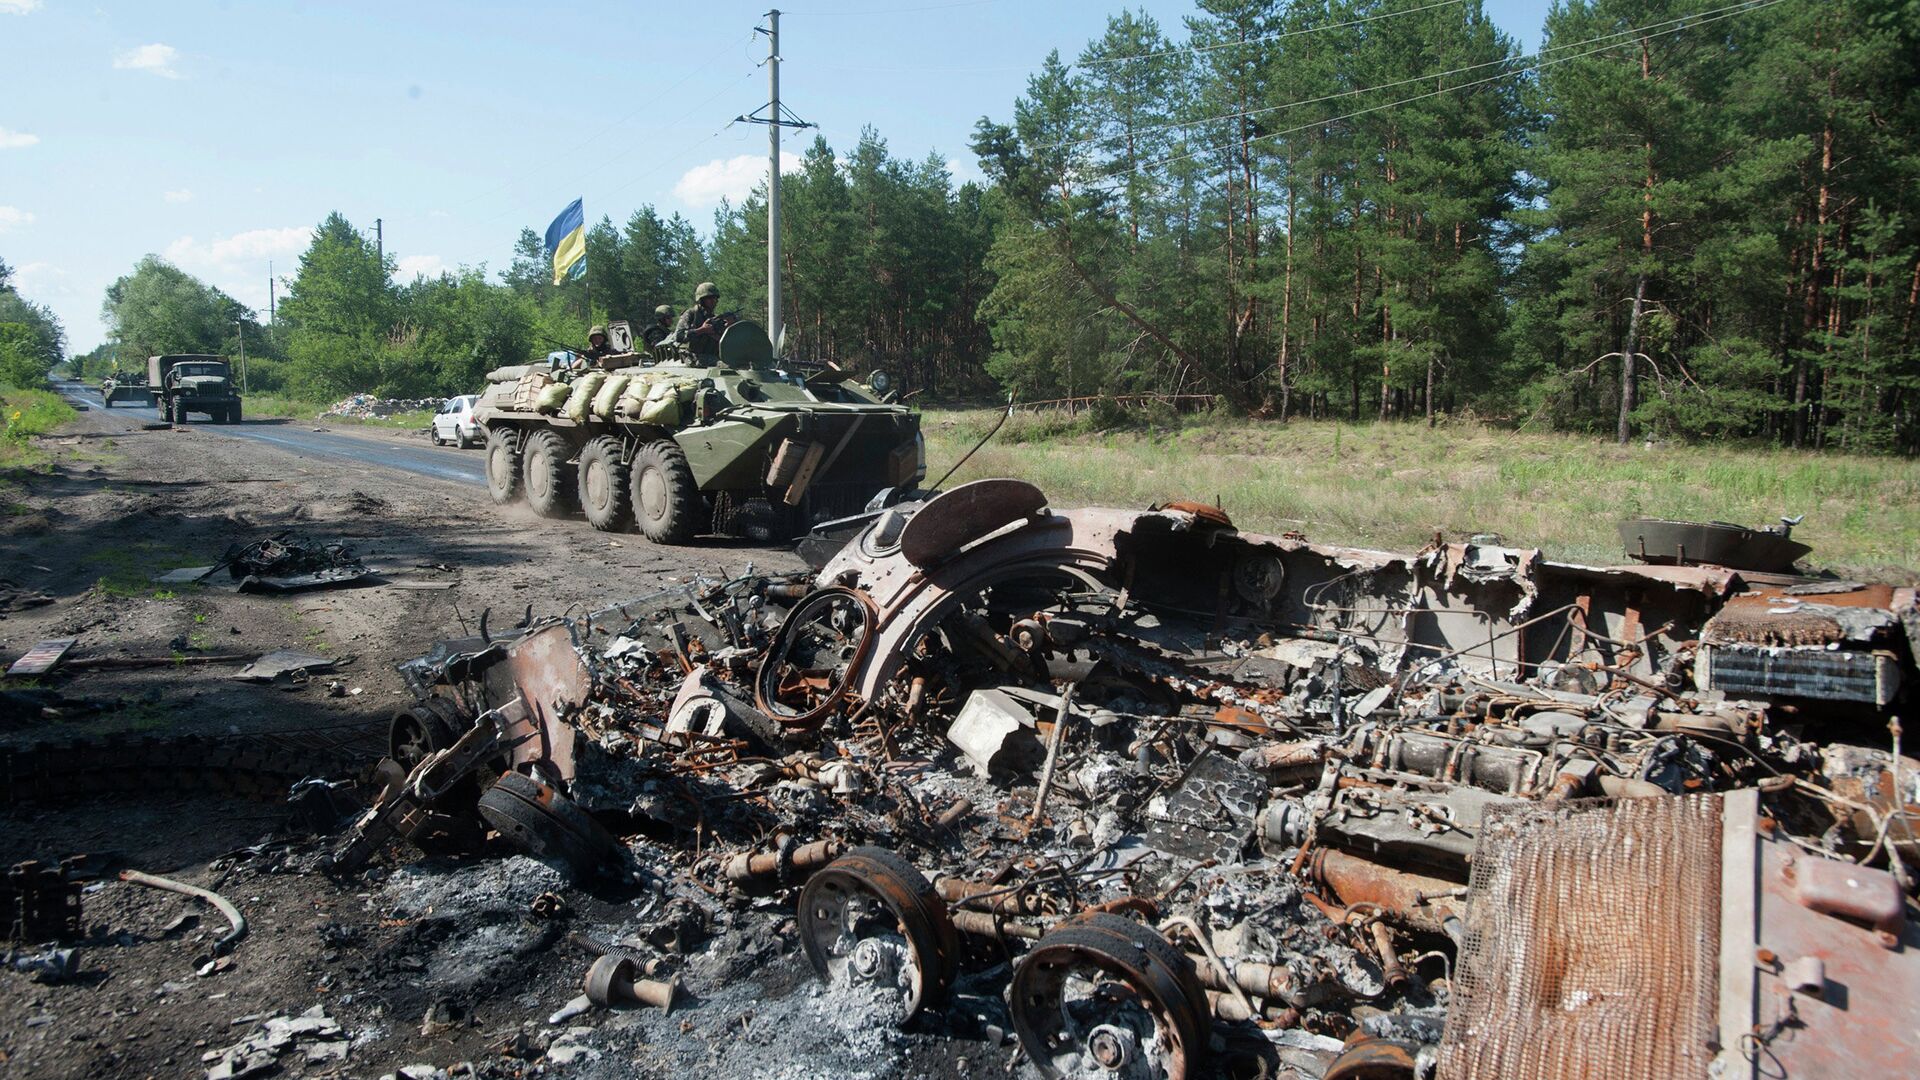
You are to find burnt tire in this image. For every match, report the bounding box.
[577,436,634,532]
[477,772,615,881]
[484,427,522,505]
[523,429,578,518]
[388,696,468,771]
[629,439,702,544]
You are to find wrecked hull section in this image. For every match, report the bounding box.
[23,481,1914,1079]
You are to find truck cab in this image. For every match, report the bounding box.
[148,354,243,424]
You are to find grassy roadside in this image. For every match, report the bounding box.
[919,407,1920,580]
[1,385,78,473]
[244,393,436,431]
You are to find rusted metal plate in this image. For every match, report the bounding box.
[898,478,1047,568]
[485,623,587,781]
[1717,788,1920,1080]
[7,639,75,677]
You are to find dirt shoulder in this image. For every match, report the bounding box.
[0,401,807,1079]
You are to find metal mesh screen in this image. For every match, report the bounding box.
[1437,795,1723,1080]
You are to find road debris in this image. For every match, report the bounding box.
[15,479,1920,1078]
[206,533,375,593]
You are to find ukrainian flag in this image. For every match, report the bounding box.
[545,198,587,285]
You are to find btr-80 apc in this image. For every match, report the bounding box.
[473,318,922,543]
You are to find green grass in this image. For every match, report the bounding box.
[245,392,436,430]
[920,408,1920,581]
[0,386,78,472]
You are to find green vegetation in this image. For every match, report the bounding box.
[0,258,67,387]
[923,408,1920,578]
[0,386,77,472]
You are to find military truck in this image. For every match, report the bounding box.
[99,371,149,407]
[473,318,922,543]
[148,354,243,424]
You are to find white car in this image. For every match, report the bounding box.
[431,395,482,448]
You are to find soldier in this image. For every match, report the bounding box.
[642,304,675,348]
[580,325,617,362]
[674,282,726,357]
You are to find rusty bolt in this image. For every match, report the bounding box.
[1755,948,1777,967]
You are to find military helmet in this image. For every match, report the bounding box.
[695,282,719,301]
[588,325,607,338]
[655,304,674,318]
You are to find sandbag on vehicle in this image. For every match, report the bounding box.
[486,365,531,384]
[593,374,630,420]
[514,369,556,412]
[535,382,571,415]
[637,378,683,426]
[564,371,607,423]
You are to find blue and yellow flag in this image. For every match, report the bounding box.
[545,198,586,285]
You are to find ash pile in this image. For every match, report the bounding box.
[322,479,1920,1080]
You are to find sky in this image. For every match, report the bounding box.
[0,0,1549,352]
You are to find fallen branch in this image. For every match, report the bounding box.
[61,653,260,671]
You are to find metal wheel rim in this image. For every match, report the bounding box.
[584,457,610,510]
[638,467,667,521]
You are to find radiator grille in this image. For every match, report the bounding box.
[1438,795,1722,1080]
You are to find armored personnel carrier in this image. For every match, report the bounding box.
[472,318,922,543]
[99,371,149,407]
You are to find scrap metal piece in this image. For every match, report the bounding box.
[1146,753,1263,863]
[477,771,617,880]
[897,478,1047,568]
[1008,912,1210,1080]
[4,858,85,942]
[120,869,247,956]
[1438,796,1723,1080]
[6,638,75,677]
[1715,787,1920,1079]
[797,847,959,1022]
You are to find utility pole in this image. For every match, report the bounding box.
[268,260,276,338]
[738,10,813,352]
[235,320,248,394]
[373,218,384,270]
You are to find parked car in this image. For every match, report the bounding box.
[431,395,482,448]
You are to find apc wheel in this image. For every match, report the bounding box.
[523,429,578,517]
[1009,913,1209,1080]
[578,436,634,532]
[484,427,522,504]
[798,846,959,1023]
[388,697,468,771]
[629,440,702,544]
[477,771,615,881]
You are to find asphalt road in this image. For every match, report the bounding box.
[61,383,488,488]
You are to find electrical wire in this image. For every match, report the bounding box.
[1081,0,1788,189]
[1076,0,1470,69]
[1028,0,1782,154]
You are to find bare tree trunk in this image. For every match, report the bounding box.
[1619,273,1647,444]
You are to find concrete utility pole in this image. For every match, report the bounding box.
[268,261,276,336]
[374,218,384,267]
[234,319,247,393]
[738,10,813,353]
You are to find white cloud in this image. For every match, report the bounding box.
[0,1,44,14]
[0,126,39,149]
[946,156,987,186]
[673,151,801,209]
[165,226,310,268]
[115,43,183,79]
[163,188,193,203]
[162,226,311,318]
[0,205,36,232]
[396,254,447,279]
[12,261,73,297]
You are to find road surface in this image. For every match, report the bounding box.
[62,383,487,488]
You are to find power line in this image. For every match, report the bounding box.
[1084,0,1788,190]
[1076,0,1469,69]
[1034,0,1781,155]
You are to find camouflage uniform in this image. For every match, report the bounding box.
[580,325,617,362]
[642,304,675,348]
[674,283,724,356]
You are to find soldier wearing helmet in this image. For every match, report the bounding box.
[642,304,675,348]
[674,282,727,357]
[581,324,616,362]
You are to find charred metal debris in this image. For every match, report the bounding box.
[325,480,1919,1080]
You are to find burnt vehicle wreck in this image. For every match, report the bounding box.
[305,480,1920,1079]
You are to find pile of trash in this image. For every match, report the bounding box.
[156,482,1920,1076]
[323,395,445,419]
